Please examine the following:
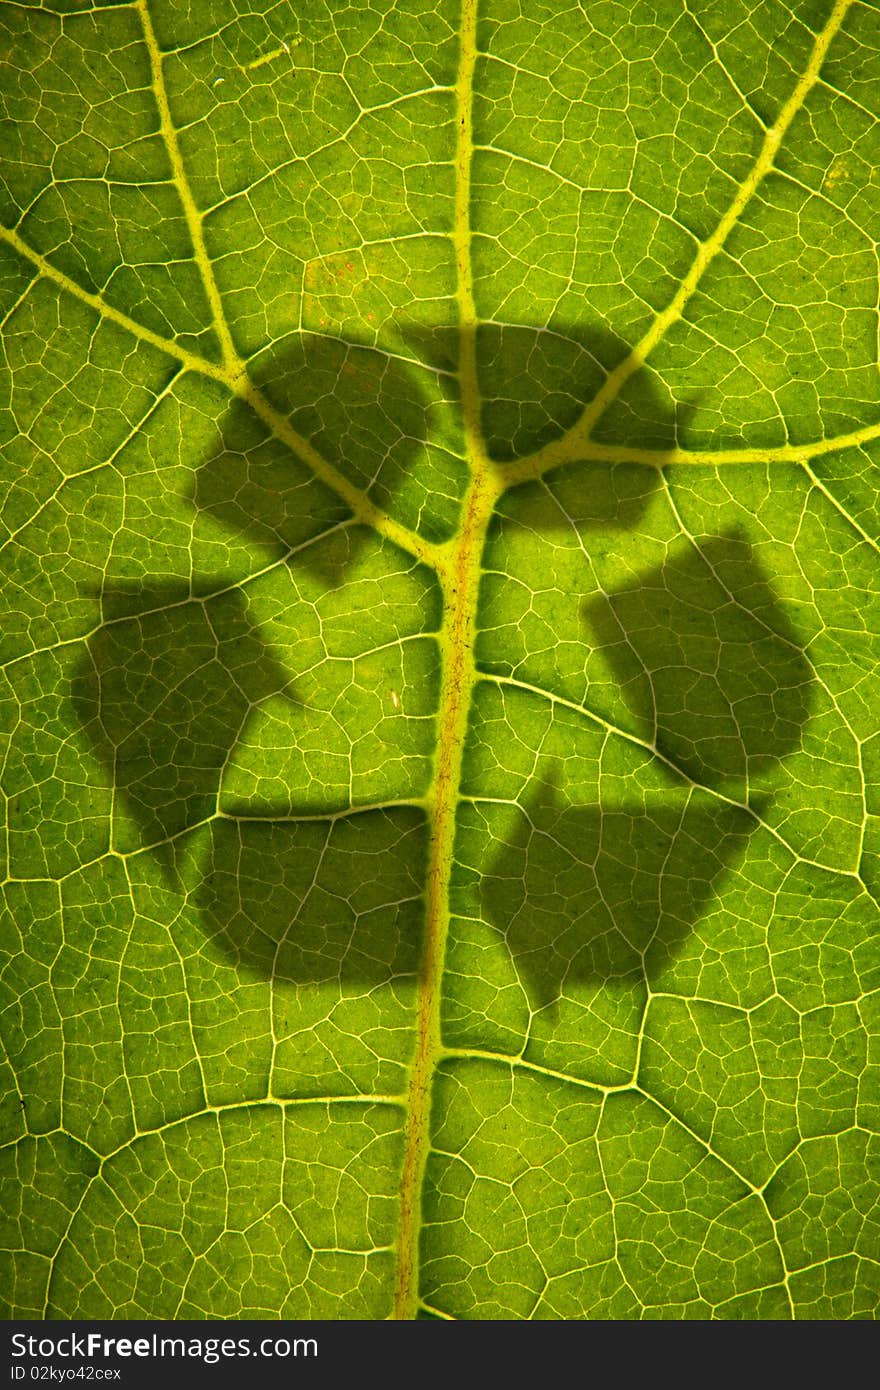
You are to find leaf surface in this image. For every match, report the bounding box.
[1,0,879,1320]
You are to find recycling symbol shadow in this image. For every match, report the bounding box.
[71,322,814,994]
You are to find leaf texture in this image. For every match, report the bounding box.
[1,0,879,1320]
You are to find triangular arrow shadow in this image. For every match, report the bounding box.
[482,530,815,1007]
[482,785,756,1010]
[71,581,298,870]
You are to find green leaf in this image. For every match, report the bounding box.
[2,0,879,1321]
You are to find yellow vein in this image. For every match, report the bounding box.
[441,1045,627,1095]
[504,0,855,488]
[801,457,880,557]
[452,0,482,458]
[418,1301,456,1320]
[393,0,493,1323]
[503,428,880,555]
[43,1170,102,1318]
[137,0,244,374]
[0,232,434,563]
[0,224,230,383]
[391,448,499,1322]
[758,1191,798,1318]
[239,379,439,563]
[224,797,428,824]
[91,1096,407,1166]
[514,420,880,472]
[631,1089,759,1195]
[137,1,442,561]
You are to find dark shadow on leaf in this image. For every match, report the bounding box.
[191,809,427,986]
[190,322,690,584]
[471,322,680,463]
[71,582,296,867]
[582,529,813,795]
[482,532,815,1009]
[483,782,758,1010]
[191,330,461,585]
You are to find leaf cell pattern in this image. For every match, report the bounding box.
[1,0,879,1321]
